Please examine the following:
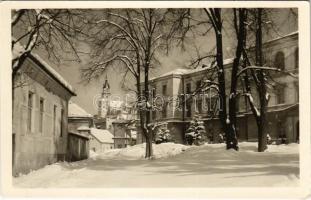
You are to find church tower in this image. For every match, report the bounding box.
[98,76,111,118]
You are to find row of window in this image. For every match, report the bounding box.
[27,91,64,136]
[150,83,298,119]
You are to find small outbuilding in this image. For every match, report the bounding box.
[89,128,114,153]
[67,131,89,162]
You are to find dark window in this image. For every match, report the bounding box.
[162,85,167,118]
[295,48,299,69]
[186,83,191,117]
[274,51,285,70]
[162,85,167,96]
[39,98,44,133]
[196,80,201,90]
[27,91,34,132]
[236,95,240,112]
[60,108,64,137]
[186,83,191,94]
[53,105,57,135]
[276,85,285,104]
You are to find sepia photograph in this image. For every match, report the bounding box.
[0,1,310,198]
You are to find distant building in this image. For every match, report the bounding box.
[112,120,136,148]
[68,101,93,133]
[12,52,76,176]
[82,127,114,153]
[138,31,299,144]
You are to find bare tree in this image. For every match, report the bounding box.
[81,9,191,158]
[203,8,241,150]
[12,9,86,86]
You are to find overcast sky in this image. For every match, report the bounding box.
[40,8,297,115]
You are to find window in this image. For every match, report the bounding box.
[39,98,44,133]
[274,51,285,70]
[206,95,218,114]
[53,105,57,135]
[196,80,201,90]
[152,87,156,120]
[27,91,34,132]
[186,83,192,117]
[60,108,64,137]
[295,48,299,69]
[162,85,167,118]
[162,84,167,96]
[235,95,240,113]
[162,102,167,118]
[276,85,285,104]
[186,83,191,94]
[196,80,203,113]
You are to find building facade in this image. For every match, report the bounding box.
[12,53,76,176]
[140,31,299,144]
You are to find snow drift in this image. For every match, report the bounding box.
[97,142,190,159]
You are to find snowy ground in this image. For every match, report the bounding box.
[13,142,299,188]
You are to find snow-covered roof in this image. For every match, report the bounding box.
[149,58,235,81]
[90,128,114,144]
[150,68,191,80]
[265,31,298,45]
[69,101,92,118]
[12,40,76,96]
[68,131,89,139]
[77,125,90,131]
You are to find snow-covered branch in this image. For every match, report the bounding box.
[237,66,281,78]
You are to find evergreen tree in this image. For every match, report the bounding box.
[185,115,206,145]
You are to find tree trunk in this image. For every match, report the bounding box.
[210,9,231,150]
[227,9,247,151]
[256,8,268,152]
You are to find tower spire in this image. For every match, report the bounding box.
[102,75,110,96]
[98,74,111,119]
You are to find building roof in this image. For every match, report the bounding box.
[150,68,190,80]
[77,125,90,131]
[69,101,92,118]
[90,128,114,144]
[149,58,234,82]
[12,40,76,96]
[68,131,89,139]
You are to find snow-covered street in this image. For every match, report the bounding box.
[13,142,299,188]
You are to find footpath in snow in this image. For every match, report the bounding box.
[13,142,299,188]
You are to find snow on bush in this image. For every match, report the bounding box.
[98,143,190,160]
[185,115,206,145]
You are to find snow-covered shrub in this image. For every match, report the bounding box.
[185,115,206,145]
[155,128,172,144]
